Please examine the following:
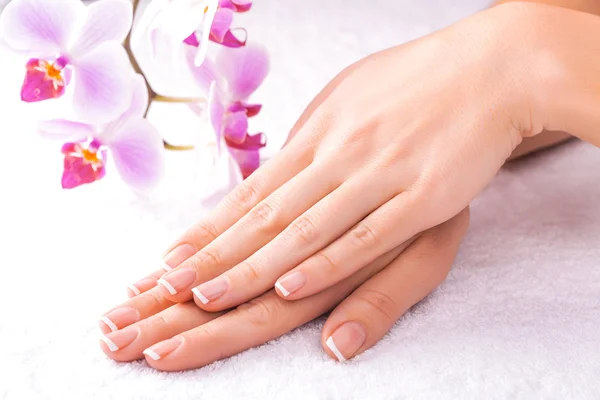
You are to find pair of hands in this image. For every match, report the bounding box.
[99,3,558,371]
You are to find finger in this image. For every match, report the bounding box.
[98,286,174,334]
[322,208,470,362]
[127,138,315,295]
[142,244,410,371]
[156,161,341,302]
[125,56,360,298]
[191,171,396,311]
[100,302,225,362]
[275,191,432,299]
[127,267,171,298]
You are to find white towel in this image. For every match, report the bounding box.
[1,1,599,399]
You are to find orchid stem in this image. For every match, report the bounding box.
[126,0,195,152]
[163,142,196,151]
[125,0,155,107]
[153,95,206,103]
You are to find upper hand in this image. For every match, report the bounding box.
[137,4,535,310]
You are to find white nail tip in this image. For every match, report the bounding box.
[192,287,209,304]
[127,284,141,296]
[157,278,177,295]
[274,281,290,297]
[100,335,119,352]
[143,348,161,361]
[326,336,346,362]
[161,262,173,272]
[100,316,118,332]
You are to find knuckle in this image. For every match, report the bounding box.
[144,288,167,309]
[288,216,319,244]
[237,297,282,327]
[226,180,261,213]
[350,223,379,248]
[240,259,262,283]
[149,314,168,329]
[415,164,450,199]
[192,248,223,268]
[192,221,219,242]
[250,201,285,231]
[354,289,398,326]
[315,252,338,274]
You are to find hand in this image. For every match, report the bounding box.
[127,3,537,311]
[100,208,469,370]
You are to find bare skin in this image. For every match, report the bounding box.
[98,1,600,371]
[501,0,600,160]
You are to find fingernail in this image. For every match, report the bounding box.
[99,307,140,333]
[143,336,183,360]
[158,267,196,295]
[192,277,229,304]
[100,328,139,352]
[127,284,141,297]
[326,322,367,362]
[127,276,159,298]
[163,243,196,270]
[275,271,306,297]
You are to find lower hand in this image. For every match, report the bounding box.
[100,208,469,370]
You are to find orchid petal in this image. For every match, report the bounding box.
[130,0,168,56]
[209,8,233,43]
[20,58,67,102]
[187,48,220,94]
[119,74,149,123]
[61,141,107,189]
[226,132,266,150]
[216,28,246,48]
[223,111,248,144]
[38,119,94,141]
[106,118,164,191]
[72,42,132,124]
[152,0,217,66]
[219,0,253,12]
[208,81,225,153]
[216,44,269,101]
[243,103,262,117]
[70,0,133,57]
[228,101,261,117]
[228,146,259,179]
[61,156,106,189]
[0,0,85,54]
[193,0,219,66]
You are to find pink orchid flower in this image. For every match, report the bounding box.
[135,0,219,68]
[0,0,134,124]
[191,44,269,179]
[184,0,253,56]
[137,0,251,68]
[38,75,164,190]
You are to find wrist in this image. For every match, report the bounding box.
[486,2,600,144]
[525,5,600,145]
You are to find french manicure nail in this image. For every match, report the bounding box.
[100,328,139,352]
[192,277,229,304]
[127,277,157,298]
[143,336,183,360]
[163,244,197,270]
[127,284,141,297]
[275,271,306,296]
[158,267,196,295]
[99,307,140,333]
[326,322,367,362]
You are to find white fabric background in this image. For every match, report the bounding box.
[1,1,599,399]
